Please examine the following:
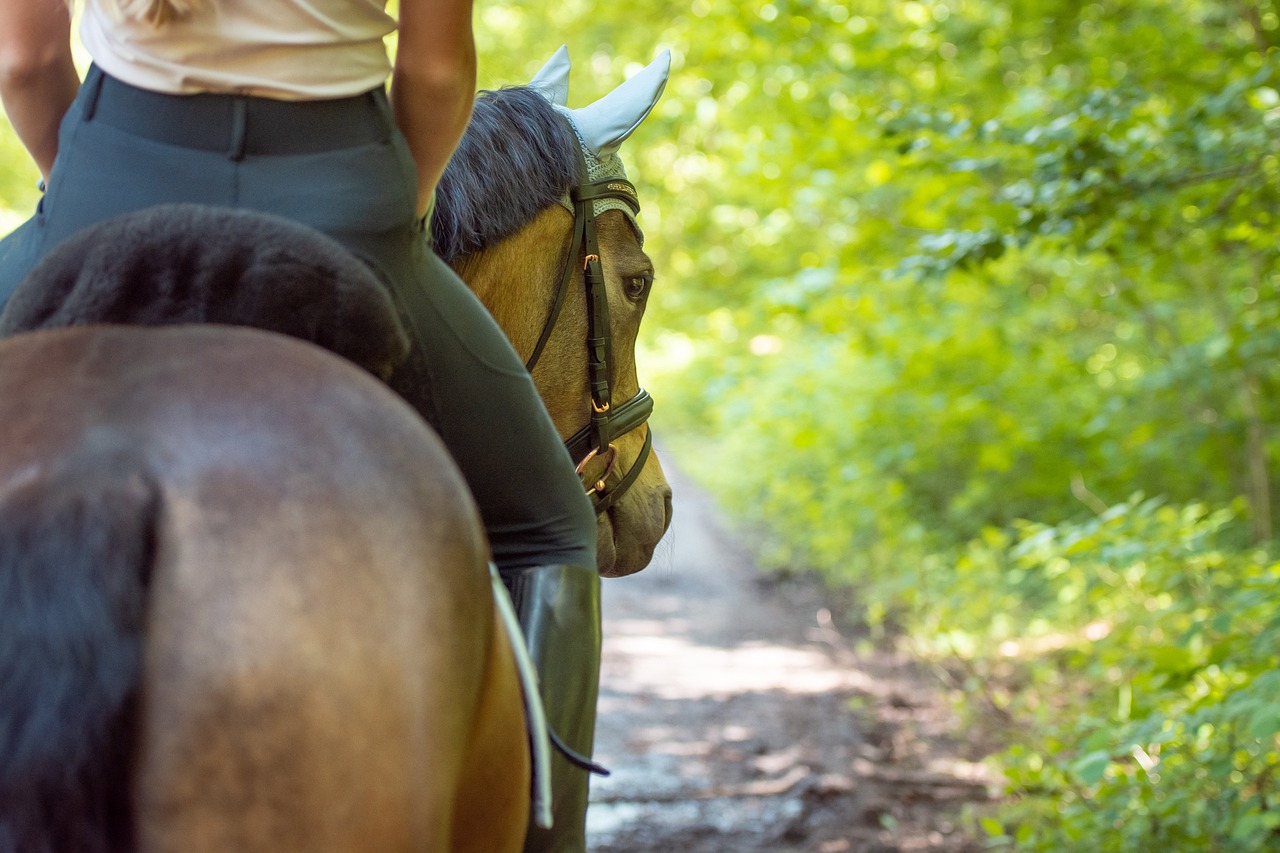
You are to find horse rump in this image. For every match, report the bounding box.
[0,451,159,853]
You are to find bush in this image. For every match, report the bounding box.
[947,499,1278,851]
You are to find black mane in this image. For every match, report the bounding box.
[431,86,582,263]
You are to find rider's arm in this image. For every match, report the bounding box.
[390,0,475,218]
[0,0,79,180]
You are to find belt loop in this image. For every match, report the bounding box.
[227,98,247,161]
[81,66,106,122]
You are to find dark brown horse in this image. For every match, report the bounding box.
[0,55,671,852]
[0,324,529,853]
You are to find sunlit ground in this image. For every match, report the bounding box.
[588,462,993,852]
[602,621,878,701]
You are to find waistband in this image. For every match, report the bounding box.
[80,65,392,160]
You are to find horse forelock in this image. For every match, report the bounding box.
[432,86,581,263]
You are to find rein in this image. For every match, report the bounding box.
[524,152,655,516]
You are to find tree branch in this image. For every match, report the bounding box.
[1238,1,1278,54]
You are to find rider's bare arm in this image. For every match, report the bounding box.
[0,0,79,180]
[390,0,475,218]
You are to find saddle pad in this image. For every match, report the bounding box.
[0,203,409,381]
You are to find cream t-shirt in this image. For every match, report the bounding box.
[80,0,395,100]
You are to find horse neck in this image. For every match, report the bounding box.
[451,206,575,365]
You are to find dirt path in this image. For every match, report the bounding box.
[587,461,992,853]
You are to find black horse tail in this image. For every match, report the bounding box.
[0,450,159,853]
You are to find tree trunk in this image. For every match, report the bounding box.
[1240,372,1272,543]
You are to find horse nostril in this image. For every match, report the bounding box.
[661,485,673,533]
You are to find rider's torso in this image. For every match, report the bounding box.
[80,0,395,100]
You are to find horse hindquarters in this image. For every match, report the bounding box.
[0,326,532,852]
[0,457,159,853]
[130,510,513,853]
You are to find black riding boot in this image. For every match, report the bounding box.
[501,563,602,853]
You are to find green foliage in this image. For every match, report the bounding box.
[3,1,1279,847]
[0,122,40,232]
[619,1,1280,848]
[963,500,1280,851]
[458,5,1280,844]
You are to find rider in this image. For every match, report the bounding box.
[0,0,602,850]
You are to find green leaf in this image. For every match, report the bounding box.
[980,817,1005,838]
[1071,750,1113,786]
[1247,705,1280,741]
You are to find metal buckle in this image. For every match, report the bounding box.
[575,443,620,495]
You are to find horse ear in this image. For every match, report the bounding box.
[570,49,670,157]
[529,45,571,106]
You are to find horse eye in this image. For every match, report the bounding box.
[625,274,653,301]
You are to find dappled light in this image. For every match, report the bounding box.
[589,466,993,851]
[602,627,878,700]
[2,0,1278,850]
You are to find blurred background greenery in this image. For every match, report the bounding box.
[2,1,1277,847]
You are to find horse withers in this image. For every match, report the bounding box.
[0,324,529,852]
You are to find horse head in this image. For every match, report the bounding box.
[434,49,673,577]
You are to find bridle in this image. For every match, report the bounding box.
[524,155,655,516]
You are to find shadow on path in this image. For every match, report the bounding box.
[588,457,989,853]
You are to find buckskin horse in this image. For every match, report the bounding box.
[0,49,671,852]
[436,45,673,576]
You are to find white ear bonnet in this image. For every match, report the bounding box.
[529,47,671,222]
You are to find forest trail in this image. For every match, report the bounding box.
[586,458,992,853]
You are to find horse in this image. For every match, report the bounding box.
[434,45,673,578]
[0,50,671,852]
[0,323,530,853]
